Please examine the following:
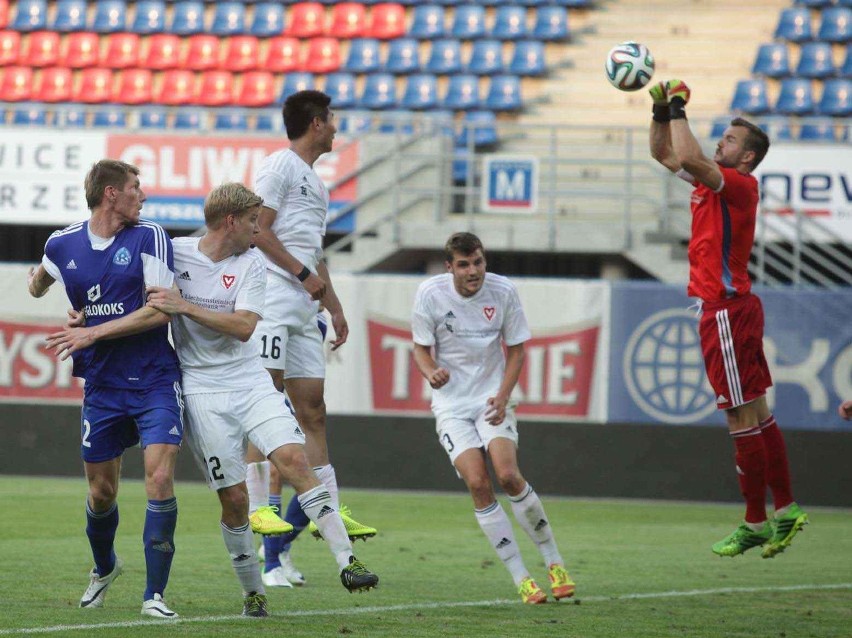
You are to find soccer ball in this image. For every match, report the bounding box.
[605,42,655,92]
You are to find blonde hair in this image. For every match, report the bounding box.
[204,183,263,229]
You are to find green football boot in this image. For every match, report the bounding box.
[762,503,809,559]
[712,522,772,557]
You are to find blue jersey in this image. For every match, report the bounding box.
[42,220,181,389]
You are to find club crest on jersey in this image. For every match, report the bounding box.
[483,306,496,321]
[87,283,102,302]
[443,311,455,333]
[221,274,236,290]
[113,247,132,266]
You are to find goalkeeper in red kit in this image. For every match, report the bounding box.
[647,79,809,558]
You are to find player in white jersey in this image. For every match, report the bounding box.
[145,184,379,616]
[246,90,376,575]
[411,232,575,605]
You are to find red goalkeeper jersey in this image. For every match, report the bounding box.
[686,165,759,302]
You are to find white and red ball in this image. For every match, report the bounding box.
[605,42,655,92]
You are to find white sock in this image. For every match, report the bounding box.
[313,464,340,509]
[298,485,352,570]
[246,461,270,515]
[221,521,265,595]
[508,483,564,568]
[475,501,528,587]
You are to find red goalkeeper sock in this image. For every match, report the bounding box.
[731,426,768,524]
[759,415,794,511]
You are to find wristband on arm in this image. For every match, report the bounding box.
[296,266,311,282]
[652,103,670,123]
[668,97,687,120]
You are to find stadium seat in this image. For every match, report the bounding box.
[760,116,794,141]
[329,3,367,39]
[344,38,380,73]
[101,33,141,69]
[844,44,852,76]
[818,78,851,115]
[337,112,372,134]
[170,1,205,35]
[409,5,446,39]
[12,0,47,32]
[0,30,19,65]
[751,43,790,78]
[425,39,462,74]
[35,66,73,101]
[184,34,219,70]
[51,0,87,32]
[73,67,113,103]
[156,69,195,104]
[467,39,505,75]
[509,40,546,76]
[377,109,414,134]
[23,31,59,67]
[401,73,438,109]
[222,35,260,72]
[114,68,153,104]
[709,117,729,138]
[368,2,405,39]
[211,3,246,36]
[492,6,528,40]
[174,108,202,128]
[279,72,314,101]
[797,42,836,78]
[131,0,166,34]
[323,71,357,108]
[799,120,836,140]
[92,0,127,33]
[456,109,498,148]
[1,66,31,101]
[250,3,285,37]
[287,2,325,38]
[794,0,831,7]
[138,107,167,128]
[730,79,770,114]
[59,106,87,127]
[236,70,275,106]
[63,32,100,68]
[484,73,522,110]
[91,107,127,127]
[817,7,851,42]
[532,6,570,41]
[359,72,397,109]
[775,78,815,114]
[304,37,341,73]
[197,70,234,106]
[384,37,420,74]
[142,33,181,70]
[12,104,48,125]
[773,8,812,42]
[263,36,302,72]
[452,5,487,40]
[214,111,248,130]
[0,0,5,29]
[442,73,480,110]
[255,112,277,131]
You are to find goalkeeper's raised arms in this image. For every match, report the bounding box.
[664,79,691,105]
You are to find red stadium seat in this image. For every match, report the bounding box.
[237,70,275,106]
[0,0,7,29]
[197,70,234,106]
[222,35,260,72]
[101,33,140,69]
[328,3,366,39]
[23,30,59,67]
[0,65,32,101]
[287,2,325,38]
[184,34,219,71]
[155,68,195,104]
[0,30,20,66]
[141,33,181,70]
[368,3,405,40]
[114,68,153,104]
[63,32,100,68]
[35,66,73,101]
[304,37,340,73]
[263,36,301,72]
[73,67,113,103]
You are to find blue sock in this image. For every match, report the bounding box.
[85,501,118,577]
[263,495,284,572]
[143,497,177,601]
[279,492,310,551]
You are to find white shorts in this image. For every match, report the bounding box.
[435,401,519,467]
[254,270,324,378]
[184,385,305,490]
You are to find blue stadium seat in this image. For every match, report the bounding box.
[378,110,415,134]
[251,3,285,37]
[92,0,127,33]
[132,0,166,34]
[174,109,203,129]
[533,6,570,41]
[799,120,836,140]
[170,1,205,35]
[12,105,48,126]
[401,73,439,110]
[730,79,770,114]
[337,113,373,134]
[12,0,47,31]
[385,38,420,74]
[139,108,167,129]
[59,107,87,127]
[214,111,248,131]
[796,42,836,78]
[345,39,381,73]
[51,0,87,32]
[818,7,851,42]
[774,8,812,42]
[509,40,546,76]
[759,116,794,141]
[359,73,397,109]
[485,73,522,111]
[456,110,497,148]
[409,5,446,39]
[451,4,487,40]
[492,6,528,40]
[323,72,357,109]
[794,0,832,7]
[710,117,729,138]
[92,107,127,127]
[279,73,315,101]
[442,73,480,109]
[775,78,815,115]
[211,2,246,36]
[467,39,505,75]
[839,0,852,8]
[844,44,852,76]
[425,39,462,74]
[255,112,277,132]
[818,78,852,115]
[554,0,593,6]
[751,43,790,78]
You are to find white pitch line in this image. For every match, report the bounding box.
[3,583,850,635]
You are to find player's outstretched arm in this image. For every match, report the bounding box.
[412,343,450,389]
[316,259,348,350]
[27,264,55,298]
[485,343,525,425]
[145,285,260,342]
[664,79,723,191]
[648,82,681,173]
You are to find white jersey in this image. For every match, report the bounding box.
[170,237,271,395]
[411,272,531,412]
[254,147,329,281]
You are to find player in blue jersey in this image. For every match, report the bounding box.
[27,159,182,618]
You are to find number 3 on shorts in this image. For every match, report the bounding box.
[441,433,454,453]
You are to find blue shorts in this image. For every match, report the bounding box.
[80,382,184,463]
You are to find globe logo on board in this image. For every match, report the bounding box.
[623,309,716,424]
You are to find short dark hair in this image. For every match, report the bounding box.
[84,160,139,210]
[282,90,332,140]
[444,232,484,262]
[730,117,770,171]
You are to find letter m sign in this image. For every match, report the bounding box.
[481,155,539,213]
